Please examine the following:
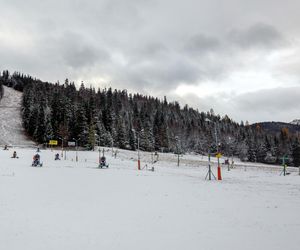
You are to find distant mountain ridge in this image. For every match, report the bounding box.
[252,121,300,134]
[291,119,300,125]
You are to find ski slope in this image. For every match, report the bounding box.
[1,147,299,250]
[0,86,35,147]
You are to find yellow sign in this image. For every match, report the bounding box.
[216,153,222,158]
[49,140,58,145]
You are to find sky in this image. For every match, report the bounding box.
[0,0,299,124]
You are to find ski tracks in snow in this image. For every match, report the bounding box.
[0,86,35,146]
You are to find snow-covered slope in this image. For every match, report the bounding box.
[0,147,299,250]
[0,86,35,146]
[0,86,299,250]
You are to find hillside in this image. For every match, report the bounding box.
[1,70,300,166]
[252,121,300,135]
[0,73,299,250]
[0,86,35,146]
[0,81,3,99]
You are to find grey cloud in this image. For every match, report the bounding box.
[234,86,300,112]
[170,86,300,124]
[124,42,170,69]
[152,61,200,86]
[62,46,99,69]
[228,23,287,50]
[101,0,146,30]
[1,0,300,123]
[134,43,168,59]
[56,32,109,69]
[184,34,221,55]
[229,86,300,123]
[123,59,200,93]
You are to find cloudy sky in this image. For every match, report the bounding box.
[1,0,299,123]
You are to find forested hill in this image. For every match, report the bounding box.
[0,80,3,100]
[252,122,300,135]
[1,70,300,166]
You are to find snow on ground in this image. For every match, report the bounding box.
[1,146,300,250]
[0,86,35,147]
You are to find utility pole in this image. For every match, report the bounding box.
[205,118,222,180]
[75,139,78,162]
[280,155,289,176]
[72,138,79,162]
[208,153,212,180]
[58,137,64,159]
[62,137,64,158]
[215,123,222,180]
[205,152,216,180]
[98,144,101,165]
[175,136,181,167]
[132,128,143,170]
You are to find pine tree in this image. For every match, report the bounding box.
[75,104,88,146]
[153,110,161,150]
[34,104,47,143]
[292,140,300,167]
[4,69,298,165]
[28,105,39,137]
[239,140,249,162]
[0,81,3,100]
[88,122,96,150]
[44,106,53,143]
[128,122,136,150]
[116,118,128,149]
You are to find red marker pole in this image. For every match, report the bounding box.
[217,153,222,180]
[217,166,222,180]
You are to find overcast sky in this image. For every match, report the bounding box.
[1,0,299,123]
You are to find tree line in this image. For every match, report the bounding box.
[0,74,4,100]
[1,70,300,166]
[0,82,3,100]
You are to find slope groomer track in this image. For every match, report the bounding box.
[0,86,35,147]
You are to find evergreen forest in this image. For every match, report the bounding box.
[1,70,300,166]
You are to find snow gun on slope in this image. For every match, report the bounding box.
[99,156,109,168]
[32,153,43,167]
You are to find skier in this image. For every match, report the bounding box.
[3,145,8,150]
